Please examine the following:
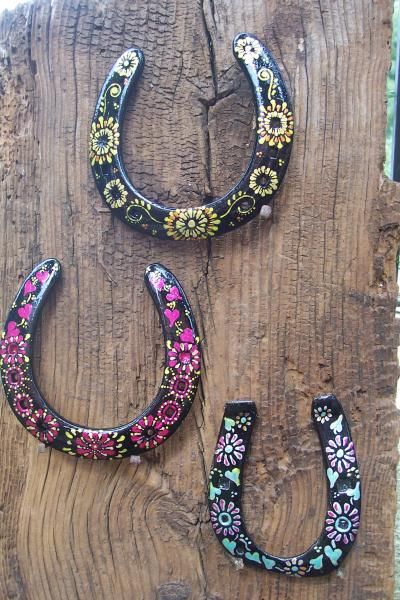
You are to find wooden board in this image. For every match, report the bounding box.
[0,1,399,598]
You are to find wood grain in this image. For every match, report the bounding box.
[0,1,399,598]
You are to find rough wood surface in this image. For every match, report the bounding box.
[0,1,399,599]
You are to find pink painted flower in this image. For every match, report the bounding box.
[130,415,169,449]
[5,365,26,389]
[215,432,245,467]
[75,431,117,459]
[166,286,182,301]
[0,332,28,366]
[326,501,359,544]
[149,272,165,291]
[168,373,196,400]
[210,498,241,536]
[326,435,355,473]
[168,341,200,374]
[25,409,60,444]
[157,399,182,425]
[13,392,34,417]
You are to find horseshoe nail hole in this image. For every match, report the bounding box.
[269,117,282,130]
[235,542,246,556]
[217,475,231,490]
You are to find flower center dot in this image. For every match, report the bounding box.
[225,444,233,453]
[336,449,344,458]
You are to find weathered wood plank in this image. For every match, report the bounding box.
[0,1,398,598]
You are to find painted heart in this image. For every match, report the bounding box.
[330,414,343,434]
[36,270,49,284]
[225,468,240,486]
[164,308,179,328]
[23,280,36,295]
[223,417,235,432]
[6,321,19,337]
[18,304,32,320]
[180,328,195,343]
[309,555,324,570]
[209,482,221,501]
[324,545,342,566]
[245,551,261,564]
[346,481,361,502]
[261,556,276,570]
[166,286,182,302]
[222,538,236,555]
[327,467,339,489]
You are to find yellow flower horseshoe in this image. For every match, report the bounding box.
[90,33,294,240]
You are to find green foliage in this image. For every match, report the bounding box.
[385,0,400,177]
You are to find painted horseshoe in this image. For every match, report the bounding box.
[208,395,361,576]
[89,33,293,240]
[0,259,201,459]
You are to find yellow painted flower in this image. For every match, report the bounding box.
[115,50,139,78]
[257,100,294,148]
[249,166,278,197]
[164,207,220,240]
[234,36,262,64]
[89,115,120,166]
[104,178,128,208]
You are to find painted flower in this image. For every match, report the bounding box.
[157,399,182,425]
[0,332,28,366]
[130,415,169,449]
[168,341,200,374]
[210,498,241,536]
[235,412,252,431]
[4,365,26,389]
[234,36,262,64]
[103,178,128,208]
[13,392,34,417]
[326,501,359,544]
[249,166,278,197]
[25,409,60,444]
[314,404,332,424]
[74,430,117,459]
[164,207,220,240]
[283,558,308,576]
[168,373,196,400]
[115,50,139,78]
[89,115,120,166]
[326,435,355,473]
[257,100,294,148]
[215,432,245,467]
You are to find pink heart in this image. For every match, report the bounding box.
[24,280,36,295]
[164,308,180,328]
[18,304,32,320]
[166,286,182,302]
[180,328,195,343]
[6,321,20,337]
[36,270,49,284]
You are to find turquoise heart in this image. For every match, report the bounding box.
[209,482,221,500]
[225,468,240,486]
[245,551,261,564]
[327,467,339,488]
[324,545,342,566]
[309,555,324,570]
[330,414,343,434]
[222,538,236,555]
[346,481,360,502]
[261,556,276,570]
[224,417,235,432]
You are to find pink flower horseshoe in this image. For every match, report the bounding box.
[0,259,201,459]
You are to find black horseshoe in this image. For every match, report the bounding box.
[90,33,293,240]
[208,395,361,576]
[0,259,201,459]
